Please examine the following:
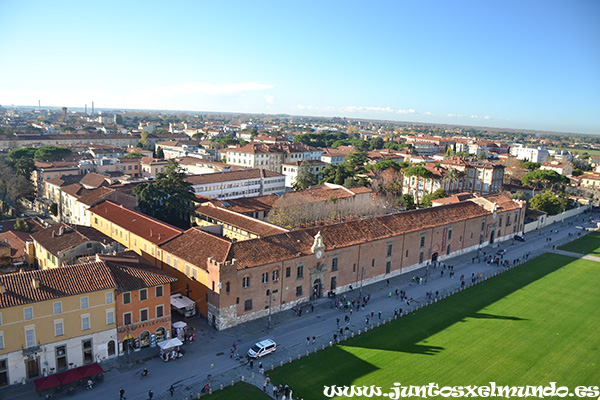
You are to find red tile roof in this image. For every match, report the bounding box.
[228,200,492,268]
[160,227,232,269]
[32,223,115,257]
[88,201,183,245]
[195,204,288,237]
[80,173,109,189]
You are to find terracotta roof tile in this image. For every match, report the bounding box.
[88,201,183,245]
[160,228,231,269]
[32,223,114,257]
[195,205,288,237]
[80,173,109,189]
[228,201,491,268]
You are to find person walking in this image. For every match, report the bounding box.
[306,336,310,346]
[169,385,175,397]
[119,388,126,400]
[148,389,154,400]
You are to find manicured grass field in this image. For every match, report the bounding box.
[269,254,600,399]
[558,230,600,256]
[199,382,271,400]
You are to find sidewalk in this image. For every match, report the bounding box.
[2,210,598,400]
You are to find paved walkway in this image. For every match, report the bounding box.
[550,248,600,262]
[2,210,599,400]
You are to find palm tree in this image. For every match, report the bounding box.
[404,166,433,207]
[442,168,460,193]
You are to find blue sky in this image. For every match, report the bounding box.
[1,0,599,134]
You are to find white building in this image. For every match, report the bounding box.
[510,145,550,163]
[281,160,328,188]
[225,143,321,173]
[185,169,285,200]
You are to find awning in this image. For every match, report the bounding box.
[172,321,187,329]
[34,374,61,391]
[157,337,183,350]
[35,363,105,391]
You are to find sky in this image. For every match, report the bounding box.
[0,0,599,134]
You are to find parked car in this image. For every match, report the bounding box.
[247,339,276,359]
[495,249,507,256]
[514,235,525,242]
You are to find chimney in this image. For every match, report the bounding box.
[32,277,40,289]
[0,283,5,294]
[58,226,64,236]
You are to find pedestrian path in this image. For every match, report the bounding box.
[550,249,600,263]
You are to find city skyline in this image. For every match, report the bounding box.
[1,0,599,135]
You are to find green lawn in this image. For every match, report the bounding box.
[558,230,600,256]
[548,147,600,156]
[198,382,271,400]
[269,254,600,399]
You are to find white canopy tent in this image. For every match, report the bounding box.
[157,338,183,350]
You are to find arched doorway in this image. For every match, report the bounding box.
[490,230,495,244]
[431,253,439,262]
[155,327,166,342]
[312,279,322,299]
[107,340,116,357]
[139,331,150,348]
[123,335,136,354]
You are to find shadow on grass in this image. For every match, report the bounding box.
[269,254,574,399]
[342,253,566,355]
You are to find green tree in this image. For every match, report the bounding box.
[49,202,58,216]
[343,151,367,169]
[442,169,459,193]
[369,137,384,150]
[8,147,37,162]
[293,162,318,191]
[522,161,541,170]
[155,146,165,159]
[521,170,569,191]
[133,160,194,227]
[33,146,72,161]
[14,217,29,232]
[403,165,433,207]
[430,188,448,200]
[529,190,568,215]
[123,152,145,158]
[139,131,150,148]
[400,193,416,210]
[420,193,433,208]
[510,191,527,201]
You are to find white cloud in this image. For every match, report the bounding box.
[264,95,274,105]
[396,109,416,115]
[342,106,396,113]
[483,116,491,120]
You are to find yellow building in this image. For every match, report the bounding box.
[0,264,118,386]
[87,200,182,265]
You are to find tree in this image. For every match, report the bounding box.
[14,217,29,232]
[123,152,145,158]
[155,146,165,159]
[511,191,527,201]
[529,190,568,215]
[293,162,318,191]
[369,137,384,150]
[442,169,459,193]
[139,131,150,149]
[521,170,569,191]
[430,188,448,200]
[400,193,416,210]
[8,147,37,162]
[522,161,540,170]
[343,151,367,169]
[49,202,58,216]
[133,160,194,227]
[33,146,72,161]
[403,165,433,207]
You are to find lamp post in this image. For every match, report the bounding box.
[359,267,365,300]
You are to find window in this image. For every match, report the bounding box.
[262,272,268,284]
[54,320,64,336]
[406,250,409,258]
[386,261,391,274]
[244,299,253,311]
[481,220,486,232]
[499,216,503,227]
[0,333,4,350]
[419,252,424,263]
[387,243,393,257]
[285,266,291,278]
[156,305,164,318]
[448,229,453,241]
[155,285,163,298]
[371,259,375,268]
[242,276,250,288]
[123,292,131,304]
[24,307,33,321]
[506,215,511,225]
[140,309,148,322]
[105,292,113,304]
[81,315,90,331]
[420,235,426,247]
[86,243,92,249]
[54,302,62,315]
[296,285,303,296]
[139,288,148,301]
[80,296,89,309]
[123,312,132,325]
[25,327,35,348]
[0,313,2,326]
[296,265,304,279]
[174,258,178,269]
[272,270,279,282]
[331,257,338,271]
[82,339,93,364]
[226,282,230,294]
[106,310,115,325]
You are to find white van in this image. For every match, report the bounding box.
[247,339,277,359]
[170,294,196,317]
